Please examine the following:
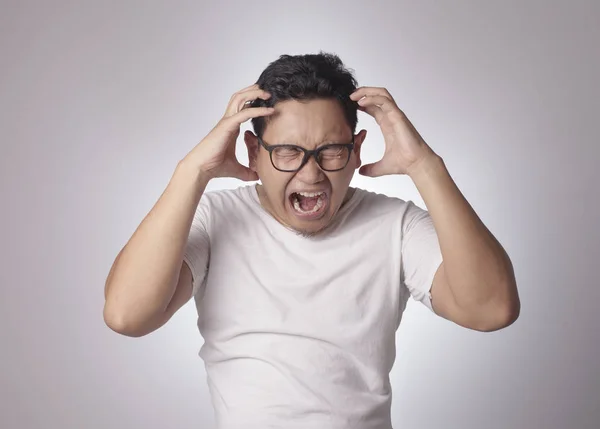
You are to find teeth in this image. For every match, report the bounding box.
[293,193,325,215]
[297,191,325,197]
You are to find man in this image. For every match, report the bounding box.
[104,52,520,429]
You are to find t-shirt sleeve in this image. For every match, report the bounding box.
[182,198,211,299]
[400,200,443,312]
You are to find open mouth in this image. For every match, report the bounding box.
[288,190,329,219]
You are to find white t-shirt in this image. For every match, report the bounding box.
[183,184,443,429]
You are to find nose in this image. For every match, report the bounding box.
[296,154,325,183]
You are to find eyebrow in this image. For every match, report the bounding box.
[275,138,350,147]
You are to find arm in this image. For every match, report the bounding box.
[349,86,520,332]
[410,154,520,332]
[103,83,274,338]
[103,160,210,337]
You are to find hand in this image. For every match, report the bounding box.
[183,84,275,181]
[350,87,437,177]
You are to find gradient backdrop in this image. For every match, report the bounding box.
[1,1,598,428]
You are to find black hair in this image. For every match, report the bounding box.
[250,52,359,138]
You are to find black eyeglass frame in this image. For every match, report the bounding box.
[257,136,355,173]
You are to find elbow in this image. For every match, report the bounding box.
[103,304,152,338]
[472,297,521,332]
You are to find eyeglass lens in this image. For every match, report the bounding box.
[271,145,350,171]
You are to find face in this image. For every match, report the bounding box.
[245,98,366,236]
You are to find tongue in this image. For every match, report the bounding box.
[298,195,319,211]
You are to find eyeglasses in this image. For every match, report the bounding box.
[257,136,355,173]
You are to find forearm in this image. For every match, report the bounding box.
[409,154,519,313]
[103,159,210,329]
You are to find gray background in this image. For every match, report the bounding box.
[1,1,598,428]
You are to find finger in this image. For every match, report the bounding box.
[221,106,276,131]
[237,100,254,115]
[350,86,395,102]
[357,104,385,123]
[359,161,386,177]
[226,89,270,117]
[226,85,258,109]
[233,105,276,122]
[357,95,397,113]
[231,162,259,181]
[239,83,267,95]
[225,89,271,117]
[225,85,262,113]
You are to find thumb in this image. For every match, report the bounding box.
[232,162,259,181]
[359,161,385,177]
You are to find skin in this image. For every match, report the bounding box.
[244,98,367,237]
[350,86,520,331]
[104,82,520,337]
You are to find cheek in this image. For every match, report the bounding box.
[329,173,353,203]
[258,171,292,206]
[257,159,278,185]
[330,170,353,188]
[256,153,270,173]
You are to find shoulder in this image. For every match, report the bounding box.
[200,185,253,206]
[352,187,418,219]
[201,184,255,209]
[194,184,261,229]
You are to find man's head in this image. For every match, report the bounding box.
[244,52,367,236]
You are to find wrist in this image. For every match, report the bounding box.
[176,157,212,188]
[406,151,445,181]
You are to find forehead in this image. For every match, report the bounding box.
[263,98,351,146]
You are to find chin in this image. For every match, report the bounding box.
[285,205,336,238]
[289,223,329,238]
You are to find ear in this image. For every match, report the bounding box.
[244,131,259,172]
[353,129,367,169]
